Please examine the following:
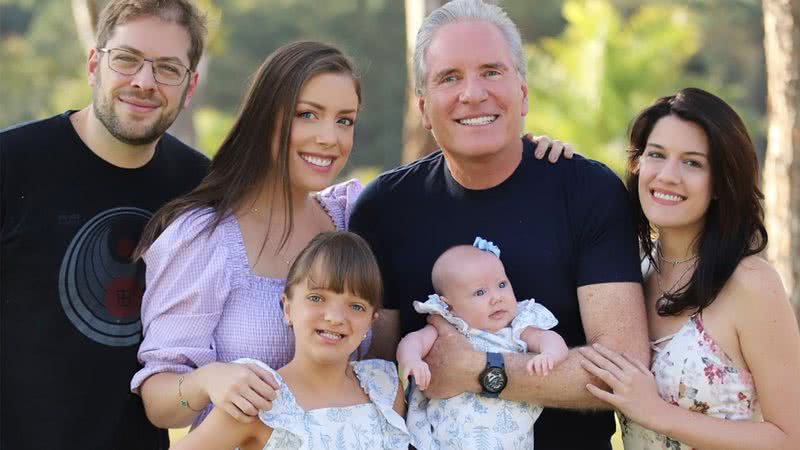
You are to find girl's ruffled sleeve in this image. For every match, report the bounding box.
[511,299,559,351]
[131,210,235,393]
[236,359,306,449]
[354,360,410,450]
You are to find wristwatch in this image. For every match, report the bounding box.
[478,352,507,397]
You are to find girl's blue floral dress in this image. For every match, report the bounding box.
[405,295,559,450]
[235,358,410,450]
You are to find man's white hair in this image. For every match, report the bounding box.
[413,0,527,95]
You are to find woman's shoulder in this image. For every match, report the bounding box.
[724,255,789,321]
[728,256,785,299]
[316,179,363,230]
[157,207,230,243]
[144,207,239,275]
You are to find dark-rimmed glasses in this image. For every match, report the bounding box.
[97,47,191,86]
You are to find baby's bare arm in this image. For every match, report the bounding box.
[521,327,569,360]
[396,325,439,389]
[521,327,569,376]
[397,324,439,364]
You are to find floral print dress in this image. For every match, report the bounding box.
[405,295,559,450]
[621,313,761,450]
[235,358,410,450]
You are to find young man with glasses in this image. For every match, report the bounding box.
[0,1,209,449]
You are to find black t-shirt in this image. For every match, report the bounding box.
[349,139,642,450]
[1,112,209,450]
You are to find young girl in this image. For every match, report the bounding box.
[171,231,409,449]
[398,237,568,450]
[580,88,800,449]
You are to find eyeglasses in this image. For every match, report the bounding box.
[97,47,191,86]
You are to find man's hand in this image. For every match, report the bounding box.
[422,315,483,399]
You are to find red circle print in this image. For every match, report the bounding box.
[104,277,143,319]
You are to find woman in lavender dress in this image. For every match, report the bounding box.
[129,41,365,429]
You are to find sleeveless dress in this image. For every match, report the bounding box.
[621,313,761,449]
[405,295,559,450]
[234,358,409,450]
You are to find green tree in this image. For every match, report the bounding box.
[0,0,88,127]
[524,0,702,173]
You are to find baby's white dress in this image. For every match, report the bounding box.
[405,295,558,450]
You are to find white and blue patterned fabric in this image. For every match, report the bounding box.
[406,297,558,450]
[234,358,410,450]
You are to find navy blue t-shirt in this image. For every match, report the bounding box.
[349,139,641,450]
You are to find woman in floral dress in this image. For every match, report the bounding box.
[579,88,800,450]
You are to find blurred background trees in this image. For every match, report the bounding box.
[0,0,768,170]
[2,0,796,316]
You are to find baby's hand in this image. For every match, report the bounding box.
[402,360,431,390]
[527,353,559,376]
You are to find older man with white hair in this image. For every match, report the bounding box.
[350,1,649,448]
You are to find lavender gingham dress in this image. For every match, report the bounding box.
[130,180,363,426]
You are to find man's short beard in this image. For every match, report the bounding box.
[93,98,171,146]
[92,70,188,146]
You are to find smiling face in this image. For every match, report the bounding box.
[89,15,197,145]
[418,20,528,162]
[283,275,376,364]
[284,72,359,194]
[437,248,517,333]
[637,115,713,236]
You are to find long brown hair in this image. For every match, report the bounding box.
[135,41,361,259]
[626,87,767,316]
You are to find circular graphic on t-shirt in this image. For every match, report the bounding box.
[58,207,151,346]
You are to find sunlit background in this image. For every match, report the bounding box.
[0,0,775,448]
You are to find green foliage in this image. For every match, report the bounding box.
[0,0,767,174]
[0,1,88,127]
[525,0,701,174]
[342,165,382,186]
[201,0,405,169]
[193,106,234,157]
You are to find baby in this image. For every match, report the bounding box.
[397,237,568,450]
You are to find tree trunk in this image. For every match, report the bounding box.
[762,0,800,321]
[71,0,105,50]
[401,0,444,163]
[70,0,200,147]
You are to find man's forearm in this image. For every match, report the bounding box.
[500,347,612,409]
[502,321,650,409]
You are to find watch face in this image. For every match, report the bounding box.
[481,367,507,393]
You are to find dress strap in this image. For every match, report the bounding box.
[650,314,697,352]
[650,332,677,352]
